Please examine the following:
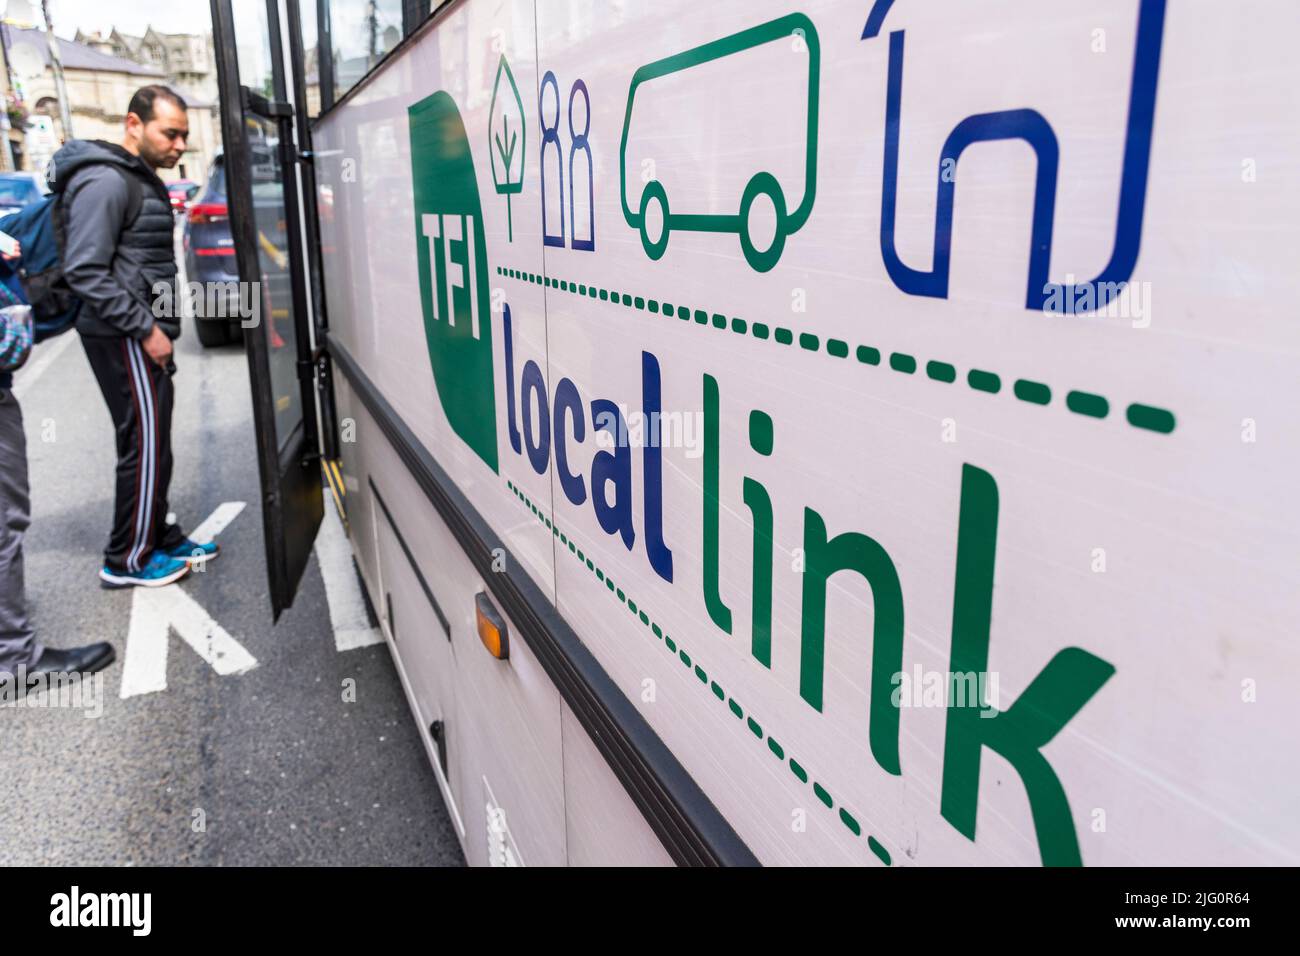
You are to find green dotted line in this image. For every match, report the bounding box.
[506,477,893,867]
[497,266,1177,435]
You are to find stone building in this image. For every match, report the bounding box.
[72,26,222,184]
[78,26,220,107]
[0,16,220,184]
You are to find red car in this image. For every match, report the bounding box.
[167,179,199,215]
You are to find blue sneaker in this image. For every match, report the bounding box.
[163,538,220,567]
[99,551,190,589]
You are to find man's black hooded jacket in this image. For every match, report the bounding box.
[48,139,180,341]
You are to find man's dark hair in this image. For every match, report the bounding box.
[126,85,188,124]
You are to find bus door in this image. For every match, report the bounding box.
[210,0,326,618]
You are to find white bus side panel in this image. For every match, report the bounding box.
[335,378,570,866]
[314,0,557,610]
[314,0,1300,865]
[560,703,675,867]
[522,0,1299,867]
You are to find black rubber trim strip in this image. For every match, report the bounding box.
[329,334,758,867]
[371,477,452,641]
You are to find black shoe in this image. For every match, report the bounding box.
[29,643,116,676]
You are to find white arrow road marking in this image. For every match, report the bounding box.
[315,495,383,652]
[189,501,246,544]
[119,586,258,699]
[118,501,256,699]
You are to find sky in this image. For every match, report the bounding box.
[3,0,214,39]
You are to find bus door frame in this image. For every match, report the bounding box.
[210,0,326,618]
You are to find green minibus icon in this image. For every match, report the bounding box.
[618,13,820,273]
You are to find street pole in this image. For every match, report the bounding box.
[367,0,378,62]
[39,0,72,141]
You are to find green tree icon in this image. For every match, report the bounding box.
[489,54,526,241]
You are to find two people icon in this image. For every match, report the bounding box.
[541,72,595,252]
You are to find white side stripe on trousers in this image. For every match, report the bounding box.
[125,339,156,572]
[122,340,146,571]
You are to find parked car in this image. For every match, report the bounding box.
[183,153,294,349]
[182,156,241,347]
[0,171,49,217]
[167,178,200,215]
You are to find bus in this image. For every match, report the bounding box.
[209,0,1300,866]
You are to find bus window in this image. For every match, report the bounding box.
[327,0,406,99]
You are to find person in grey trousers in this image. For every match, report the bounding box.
[1,311,114,685]
[0,373,44,678]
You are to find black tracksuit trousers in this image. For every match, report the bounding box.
[80,335,187,573]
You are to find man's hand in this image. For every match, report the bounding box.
[142,325,173,367]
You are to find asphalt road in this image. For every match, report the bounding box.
[0,229,463,866]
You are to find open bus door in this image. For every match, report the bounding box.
[210,0,331,618]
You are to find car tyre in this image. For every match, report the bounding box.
[195,317,231,348]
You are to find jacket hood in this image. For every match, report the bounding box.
[46,140,155,195]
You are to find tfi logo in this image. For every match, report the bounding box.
[409,90,499,472]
